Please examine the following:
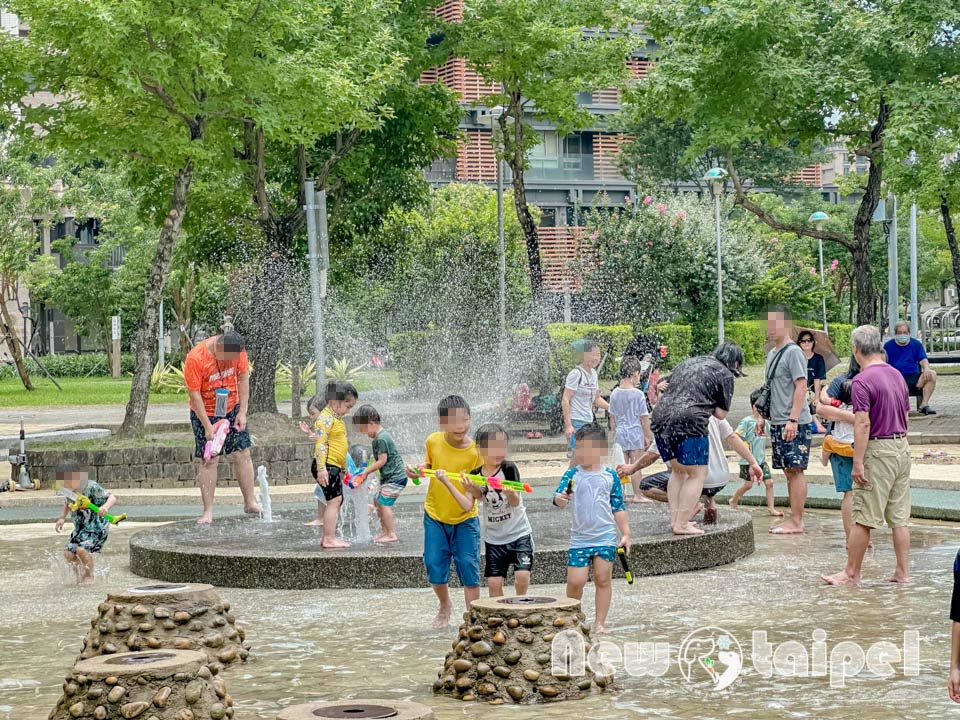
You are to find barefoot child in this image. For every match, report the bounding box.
[311,382,358,548]
[816,379,856,540]
[352,404,407,543]
[300,395,325,527]
[406,395,481,628]
[729,389,780,516]
[609,357,653,504]
[54,462,117,584]
[553,423,630,634]
[473,423,534,597]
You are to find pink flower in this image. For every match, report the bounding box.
[624,195,632,205]
[657,203,666,215]
[830,259,839,270]
[769,237,779,243]
[643,196,653,205]
[646,241,653,247]
[621,237,629,244]
[677,211,686,219]
[809,267,817,275]
[589,231,598,241]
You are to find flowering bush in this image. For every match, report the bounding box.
[578,195,765,326]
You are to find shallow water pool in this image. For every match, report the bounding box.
[1,511,957,718]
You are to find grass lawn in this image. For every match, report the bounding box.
[0,369,401,408]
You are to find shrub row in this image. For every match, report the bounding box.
[0,352,137,380]
[389,321,856,387]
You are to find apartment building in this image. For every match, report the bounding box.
[420,0,839,292]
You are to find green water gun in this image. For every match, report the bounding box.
[58,488,127,525]
[408,465,533,493]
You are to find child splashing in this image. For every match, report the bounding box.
[54,461,118,585]
[306,382,358,548]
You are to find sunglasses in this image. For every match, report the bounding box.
[799,338,814,344]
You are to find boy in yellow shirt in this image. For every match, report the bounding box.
[407,395,480,628]
[309,381,358,548]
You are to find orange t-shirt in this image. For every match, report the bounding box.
[183,341,249,417]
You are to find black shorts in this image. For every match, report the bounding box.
[484,534,534,578]
[903,373,921,392]
[191,404,252,459]
[312,460,343,503]
[640,470,724,497]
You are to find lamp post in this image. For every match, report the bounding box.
[809,211,830,332]
[478,105,508,357]
[704,167,728,343]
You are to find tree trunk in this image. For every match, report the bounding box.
[247,242,289,414]
[117,162,194,437]
[849,99,889,326]
[502,100,551,391]
[0,284,33,390]
[940,197,960,312]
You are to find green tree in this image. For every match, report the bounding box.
[634,0,957,326]
[0,145,66,389]
[243,0,460,413]
[452,0,635,388]
[371,183,530,384]
[579,194,765,325]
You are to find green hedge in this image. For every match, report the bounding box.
[544,323,633,380]
[0,352,137,380]
[648,324,691,369]
[387,331,433,386]
[661,320,855,367]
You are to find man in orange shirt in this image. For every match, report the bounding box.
[183,332,259,524]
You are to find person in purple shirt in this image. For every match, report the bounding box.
[883,320,937,415]
[823,325,911,587]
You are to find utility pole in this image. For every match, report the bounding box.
[909,203,918,337]
[304,180,326,396]
[887,195,899,338]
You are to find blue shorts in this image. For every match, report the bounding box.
[567,545,617,567]
[655,434,709,466]
[829,454,853,493]
[568,419,591,451]
[423,514,481,587]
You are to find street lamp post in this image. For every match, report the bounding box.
[478,106,508,358]
[704,167,728,344]
[809,211,830,333]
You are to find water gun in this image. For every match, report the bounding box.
[203,418,231,460]
[617,546,633,584]
[408,466,533,493]
[58,488,127,525]
[343,460,369,489]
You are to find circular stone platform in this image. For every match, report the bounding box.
[130,499,754,589]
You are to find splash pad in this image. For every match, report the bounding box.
[130,500,754,589]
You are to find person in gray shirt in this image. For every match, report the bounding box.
[765,305,812,535]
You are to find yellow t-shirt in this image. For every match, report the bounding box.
[314,406,348,469]
[423,431,480,525]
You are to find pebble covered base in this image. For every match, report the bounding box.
[79,584,249,672]
[277,699,435,719]
[433,596,607,704]
[48,649,233,720]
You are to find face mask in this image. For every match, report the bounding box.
[895,334,909,344]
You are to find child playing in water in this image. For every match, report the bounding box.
[472,423,533,597]
[728,389,781,516]
[609,356,653,504]
[553,423,630,634]
[816,379,856,540]
[54,462,117,584]
[307,382,358,547]
[300,395,324,527]
[406,395,481,628]
[352,404,407,544]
